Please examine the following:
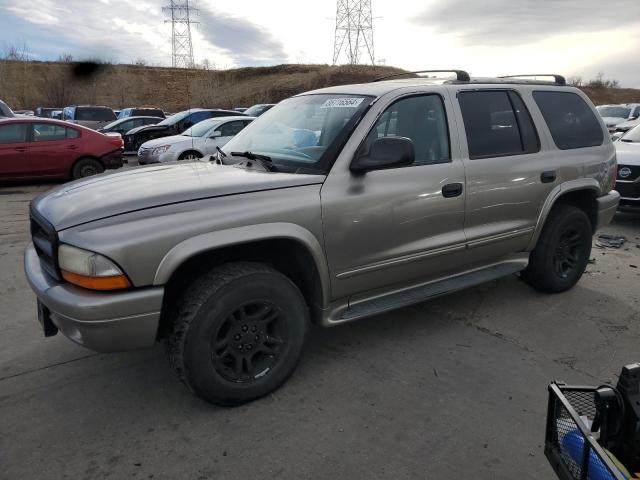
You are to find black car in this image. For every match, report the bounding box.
[97,116,164,136]
[122,108,242,152]
[244,104,275,117]
[118,107,166,119]
[34,107,63,118]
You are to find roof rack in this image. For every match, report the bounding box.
[498,74,566,86]
[373,70,471,83]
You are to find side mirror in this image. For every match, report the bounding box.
[350,136,415,173]
[210,130,222,138]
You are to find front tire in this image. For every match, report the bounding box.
[178,151,203,161]
[166,262,309,406]
[522,205,592,293]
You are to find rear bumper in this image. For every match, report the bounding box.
[596,190,620,230]
[24,243,163,352]
[101,149,124,169]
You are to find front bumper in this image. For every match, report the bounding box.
[24,243,164,352]
[596,190,621,230]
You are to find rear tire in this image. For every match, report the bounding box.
[72,158,104,179]
[166,262,309,406]
[522,205,592,293]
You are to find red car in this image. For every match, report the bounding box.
[0,117,124,181]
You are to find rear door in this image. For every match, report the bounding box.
[29,123,81,177]
[0,123,29,178]
[454,89,552,262]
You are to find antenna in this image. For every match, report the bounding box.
[163,0,199,68]
[332,0,375,65]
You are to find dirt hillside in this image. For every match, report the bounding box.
[0,60,637,111]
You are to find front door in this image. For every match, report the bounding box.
[0,122,30,179]
[321,93,467,301]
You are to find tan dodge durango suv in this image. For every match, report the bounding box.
[25,70,620,405]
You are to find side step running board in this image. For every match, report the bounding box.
[338,260,527,322]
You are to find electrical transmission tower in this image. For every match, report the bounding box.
[163,0,199,68]
[332,0,375,65]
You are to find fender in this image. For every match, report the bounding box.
[153,222,331,305]
[527,178,601,251]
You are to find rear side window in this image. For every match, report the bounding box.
[33,124,66,141]
[76,107,116,122]
[458,90,539,159]
[0,123,28,144]
[533,91,603,149]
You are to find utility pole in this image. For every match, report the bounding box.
[332,0,375,65]
[163,0,199,68]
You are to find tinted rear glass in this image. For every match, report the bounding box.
[133,109,164,117]
[76,107,116,121]
[458,90,539,158]
[533,91,604,150]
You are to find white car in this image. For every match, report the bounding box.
[614,124,640,208]
[137,116,255,164]
[597,104,640,133]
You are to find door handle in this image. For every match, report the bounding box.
[442,183,463,198]
[541,171,556,183]
[66,145,79,150]
[14,147,27,152]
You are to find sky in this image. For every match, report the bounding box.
[0,0,639,87]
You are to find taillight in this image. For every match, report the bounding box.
[109,137,124,148]
[609,153,618,191]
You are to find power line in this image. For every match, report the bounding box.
[332,0,375,65]
[163,0,199,68]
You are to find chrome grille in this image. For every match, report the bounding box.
[30,207,60,280]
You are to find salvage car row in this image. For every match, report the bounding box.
[0,101,274,180]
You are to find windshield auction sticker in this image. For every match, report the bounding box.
[320,97,365,109]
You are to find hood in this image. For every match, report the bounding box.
[614,119,640,131]
[32,162,326,230]
[601,116,627,127]
[142,134,193,149]
[615,140,640,166]
[126,124,170,136]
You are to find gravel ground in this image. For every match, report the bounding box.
[1,176,638,480]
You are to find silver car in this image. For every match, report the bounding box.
[25,71,619,406]
[138,116,254,164]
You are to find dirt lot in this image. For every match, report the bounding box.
[1,180,638,480]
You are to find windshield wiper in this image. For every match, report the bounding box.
[620,138,634,143]
[216,145,227,158]
[231,151,275,171]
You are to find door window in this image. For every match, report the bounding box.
[458,90,540,159]
[33,124,68,142]
[361,94,450,165]
[0,124,28,144]
[218,120,246,137]
[533,91,604,150]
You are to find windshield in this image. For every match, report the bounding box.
[182,119,219,137]
[158,110,190,126]
[597,106,631,118]
[222,94,372,173]
[76,107,116,121]
[621,124,640,143]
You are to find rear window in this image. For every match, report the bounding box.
[533,91,604,150]
[76,107,116,122]
[458,90,539,159]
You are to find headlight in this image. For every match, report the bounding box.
[151,145,170,155]
[58,244,131,291]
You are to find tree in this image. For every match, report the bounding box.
[2,41,31,61]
